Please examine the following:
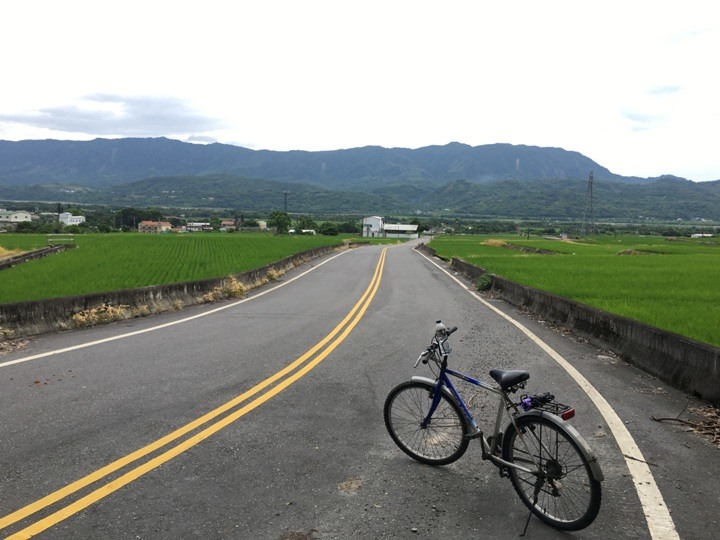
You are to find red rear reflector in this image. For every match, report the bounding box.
[561,408,575,421]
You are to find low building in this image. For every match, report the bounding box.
[0,209,33,230]
[0,210,33,223]
[186,222,212,232]
[383,223,418,238]
[220,220,236,232]
[58,212,85,226]
[138,220,172,233]
[362,216,418,239]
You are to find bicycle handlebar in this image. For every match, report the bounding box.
[413,323,458,368]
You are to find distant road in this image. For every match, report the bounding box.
[1,241,717,539]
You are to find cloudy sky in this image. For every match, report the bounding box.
[1,1,718,181]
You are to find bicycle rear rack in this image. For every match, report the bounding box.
[519,393,575,420]
[532,401,575,421]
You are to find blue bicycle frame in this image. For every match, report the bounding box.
[422,360,511,455]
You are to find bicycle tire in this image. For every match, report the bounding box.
[502,414,601,531]
[384,380,469,466]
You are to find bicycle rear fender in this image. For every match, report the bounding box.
[517,410,604,482]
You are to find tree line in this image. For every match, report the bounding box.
[6,202,716,238]
[6,205,365,236]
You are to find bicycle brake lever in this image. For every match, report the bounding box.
[414,350,429,368]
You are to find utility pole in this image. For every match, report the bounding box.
[283,191,289,212]
[582,171,595,235]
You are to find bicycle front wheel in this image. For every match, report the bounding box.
[384,380,469,466]
[502,415,601,531]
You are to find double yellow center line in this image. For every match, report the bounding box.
[1,248,388,539]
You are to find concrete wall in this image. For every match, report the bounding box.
[0,243,352,339]
[0,245,72,271]
[416,242,720,404]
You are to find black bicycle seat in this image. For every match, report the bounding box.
[489,369,530,390]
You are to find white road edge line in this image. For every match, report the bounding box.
[0,250,350,369]
[418,249,679,540]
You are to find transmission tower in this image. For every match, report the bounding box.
[582,171,596,235]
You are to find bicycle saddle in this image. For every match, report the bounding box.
[489,369,530,390]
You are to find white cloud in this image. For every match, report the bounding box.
[0,95,224,138]
[186,135,219,144]
[0,0,718,181]
[648,86,683,96]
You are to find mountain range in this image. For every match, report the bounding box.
[0,138,718,220]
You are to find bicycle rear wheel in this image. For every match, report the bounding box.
[384,380,469,466]
[502,414,601,531]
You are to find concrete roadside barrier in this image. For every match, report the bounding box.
[0,245,74,271]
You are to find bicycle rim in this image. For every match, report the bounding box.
[503,416,601,531]
[384,381,468,465]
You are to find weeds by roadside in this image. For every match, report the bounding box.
[72,304,131,327]
[203,276,248,303]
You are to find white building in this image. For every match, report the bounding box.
[362,216,418,239]
[384,223,419,238]
[362,216,384,237]
[58,212,86,226]
[186,222,211,232]
[0,210,32,223]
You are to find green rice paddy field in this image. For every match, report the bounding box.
[0,233,343,304]
[429,235,720,348]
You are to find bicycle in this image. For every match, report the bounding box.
[383,322,603,532]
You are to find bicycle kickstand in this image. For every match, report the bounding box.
[519,475,544,537]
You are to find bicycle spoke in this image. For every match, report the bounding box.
[504,416,601,530]
[384,382,469,465]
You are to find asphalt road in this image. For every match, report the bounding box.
[1,241,718,539]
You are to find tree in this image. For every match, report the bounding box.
[409,218,430,234]
[338,221,360,234]
[295,215,318,231]
[114,207,163,231]
[84,210,115,232]
[268,211,291,234]
[15,221,37,233]
[319,222,339,236]
[38,221,63,234]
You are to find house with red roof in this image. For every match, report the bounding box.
[138,220,172,233]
